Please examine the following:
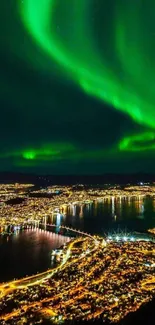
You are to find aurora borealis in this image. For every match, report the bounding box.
[0,0,155,173]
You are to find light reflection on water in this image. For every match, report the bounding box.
[0,196,155,282]
[50,196,155,234]
[0,229,70,282]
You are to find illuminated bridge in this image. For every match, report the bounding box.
[35,221,95,241]
[0,218,97,242]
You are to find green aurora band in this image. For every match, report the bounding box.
[0,142,113,166]
[19,0,155,157]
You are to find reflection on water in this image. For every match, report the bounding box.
[0,229,70,282]
[1,196,155,282]
[48,196,155,235]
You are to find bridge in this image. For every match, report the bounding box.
[0,218,95,241]
[35,221,95,241]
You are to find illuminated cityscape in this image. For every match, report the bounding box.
[1,0,155,323]
[0,231,154,324]
[1,183,155,235]
[0,183,154,324]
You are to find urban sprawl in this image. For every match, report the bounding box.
[0,183,154,324]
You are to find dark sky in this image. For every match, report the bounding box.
[0,0,155,174]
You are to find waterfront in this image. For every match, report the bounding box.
[0,229,70,282]
[0,190,155,324]
[57,196,155,234]
[0,235,154,324]
[0,196,155,283]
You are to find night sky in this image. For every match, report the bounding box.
[0,0,155,174]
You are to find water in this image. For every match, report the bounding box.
[0,196,155,282]
[53,196,155,234]
[0,229,69,282]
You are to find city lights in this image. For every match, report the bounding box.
[0,235,154,324]
[0,183,154,324]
